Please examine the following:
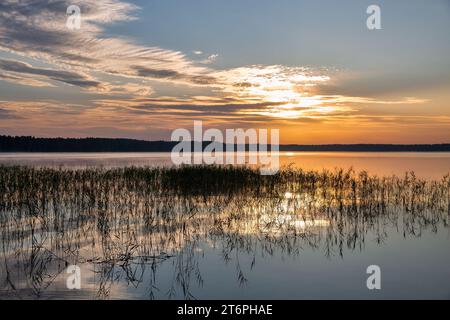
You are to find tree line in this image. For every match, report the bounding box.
[1,135,449,152]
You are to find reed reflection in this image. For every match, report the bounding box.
[0,166,449,299]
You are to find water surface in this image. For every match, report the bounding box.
[0,156,449,300]
[1,152,449,178]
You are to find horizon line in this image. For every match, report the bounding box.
[1,135,450,146]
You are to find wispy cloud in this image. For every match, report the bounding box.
[0,107,22,120]
[0,1,335,97]
[200,54,219,64]
[0,0,212,88]
[0,58,102,89]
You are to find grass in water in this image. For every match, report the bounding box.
[0,165,449,298]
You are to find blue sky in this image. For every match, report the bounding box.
[114,0,450,70]
[0,0,449,143]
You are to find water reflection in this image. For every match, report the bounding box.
[1,152,450,179]
[0,166,449,299]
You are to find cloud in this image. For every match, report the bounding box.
[0,58,102,89]
[94,96,288,117]
[208,54,219,61]
[2,99,449,143]
[0,57,158,96]
[0,1,372,110]
[0,71,54,87]
[0,0,213,88]
[200,54,219,64]
[132,66,217,85]
[0,107,22,119]
[0,1,331,96]
[106,83,154,97]
[214,65,331,98]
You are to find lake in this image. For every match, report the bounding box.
[0,153,449,299]
[1,152,450,178]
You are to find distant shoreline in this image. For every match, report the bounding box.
[1,136,450,152]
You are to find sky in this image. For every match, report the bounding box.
[0,0,449,144]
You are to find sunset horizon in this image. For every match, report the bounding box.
[2,133,450,145]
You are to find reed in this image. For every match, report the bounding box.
[0,165,448,299]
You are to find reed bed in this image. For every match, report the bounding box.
[1,165,449,223]
[0,165,449,299]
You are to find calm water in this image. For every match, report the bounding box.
[1,152,450,178]
[0,153,449,300]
